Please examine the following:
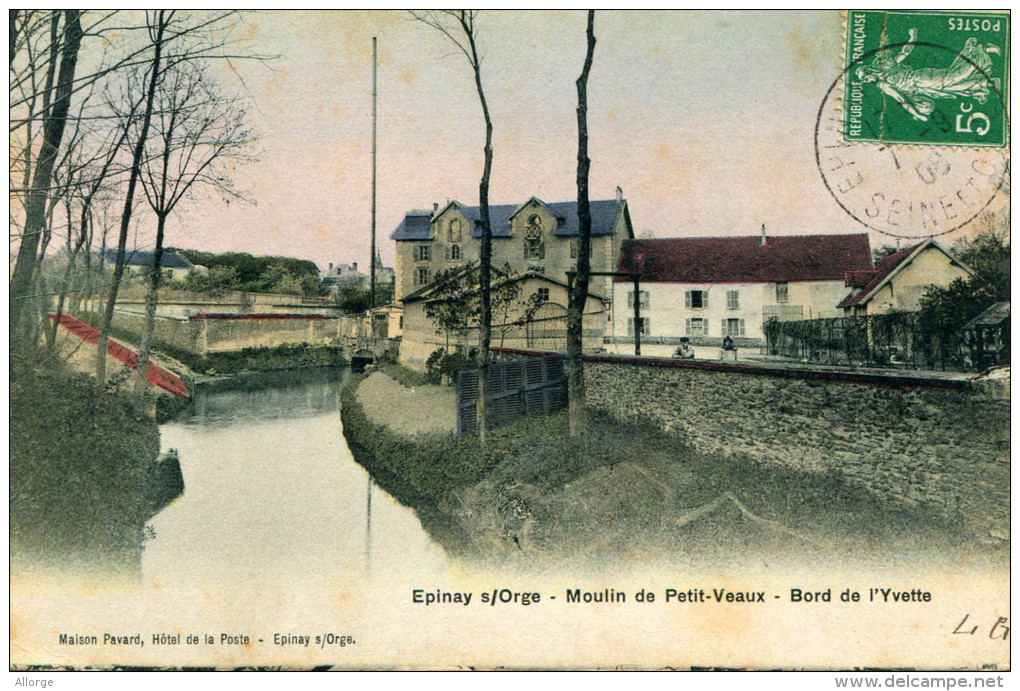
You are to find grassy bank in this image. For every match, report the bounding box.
[10,356,165,577]
[341,374,974,562]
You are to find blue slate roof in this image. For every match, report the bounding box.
[102,249,195,269]
[389,198,626,241]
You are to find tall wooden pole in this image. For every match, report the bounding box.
[370,36,377,311]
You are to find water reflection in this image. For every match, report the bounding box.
[142,370,448,590]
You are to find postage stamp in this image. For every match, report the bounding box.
[844,10,1009,147]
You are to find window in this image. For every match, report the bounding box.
[685,290,708,309]
[446,244,462,261]
[165,269,174,279]
[722,318,745,336]
[776,282,789,303]
[726,290,739,310]
[524,239,545,260]
[627,317,650,336]
[535,287,550,303]
[626,290,650,309]
[414,267,430,286]
[685,317,707,336]
[570,240,594,259]
[448,219,462,242]
[414,244,431,262]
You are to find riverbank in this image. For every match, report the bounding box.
[340,372,988,567]
[10,355,174,584]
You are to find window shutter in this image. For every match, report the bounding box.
[643,318,650,335]
[685,318,691,335]
[445,246,450,260]
[740,319,745,336]
[539,242,545,260]
[703,291,708,309]
[721,319,727,336]
[523,241,528,259]
[685,291,692,308]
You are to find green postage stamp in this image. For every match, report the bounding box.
[844,10,1009,147]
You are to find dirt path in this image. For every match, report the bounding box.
[356,371,457,436]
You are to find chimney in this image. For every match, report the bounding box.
[328,262,333,271]
[433,202,438,213]
[616,185,623,202]
[760,223,766,247]
[352,262,358,271]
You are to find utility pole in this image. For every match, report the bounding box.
[370,36,378,312]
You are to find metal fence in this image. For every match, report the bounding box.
[456,357,567,436]
[763,314,983,371]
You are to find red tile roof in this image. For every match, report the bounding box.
[837,243,921,309]
[615,234,872,284]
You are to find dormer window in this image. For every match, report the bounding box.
[448,219,462,243]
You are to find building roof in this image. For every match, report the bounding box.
[836,243,920,308]
[102,249,195,269]
[836,239,975,309]
[963,301,1010,330]
[615,233,872,284]
[390,198,627,241]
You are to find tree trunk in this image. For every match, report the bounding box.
[134,214,168,394]
[463,12,493,445]
[10,11,82,350]
[96,13,166,391]
[567,10,596,437]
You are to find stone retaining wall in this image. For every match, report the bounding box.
[583,358,1009,542]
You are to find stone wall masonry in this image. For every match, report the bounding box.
[110,312,206,354]
[202,317,340,353]
[582,357,1009,542]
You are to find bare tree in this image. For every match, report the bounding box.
[94,10,170,391]
[566,10,596,437]
[9,10,83,349]
[133,58,252,394]
[410,10,495,441]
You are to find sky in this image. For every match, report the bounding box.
[148,10,1006,270]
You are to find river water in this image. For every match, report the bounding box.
[141,370,449,590]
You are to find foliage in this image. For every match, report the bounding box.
[917,277,999,366]
[174,248,321,296]
[424,347,476,385]
[333,282,395,313]
[424,263,529,348]
[10,357,161,565]
[183,265,238,296]
[952,224,1010,298]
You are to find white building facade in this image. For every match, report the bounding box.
[611,233,873,347]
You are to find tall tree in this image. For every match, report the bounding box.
[94,10,169,391]
[9,10,83,349]
[566,10,596,437]
[411,10,495,441]
[133,59,251,394]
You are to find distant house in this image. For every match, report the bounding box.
[838,239,979,316]
[321,259,395,293]
[101,249,203,280]
[389,191,634,304]
[613,230,873,346]
[399,267,608,369]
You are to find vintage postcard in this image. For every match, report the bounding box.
[9,10,1010,674]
